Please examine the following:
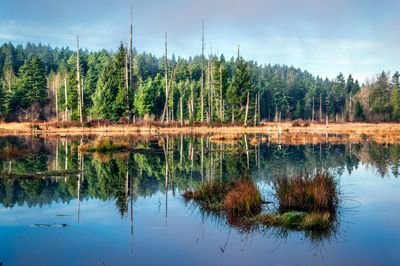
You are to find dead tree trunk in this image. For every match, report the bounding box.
[201,21,204,123]
[244,91,249,126]
[124,43,130,122]
[220,64,223,122]
[254,93,257,126]
[161,66,175,124]
[164,32,169,124]
[76,36,82,124]
[64,76,68,121]
[129,4,133,123]
[180,95,183,126]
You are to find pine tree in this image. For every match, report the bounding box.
[227,59,252,122]
[16,56,47,108]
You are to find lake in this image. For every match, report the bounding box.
[0,134,399,265]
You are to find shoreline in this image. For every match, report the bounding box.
[1,121,400,144]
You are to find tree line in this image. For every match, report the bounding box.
[0,41,399,123]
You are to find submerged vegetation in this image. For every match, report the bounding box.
[79,137,131,152]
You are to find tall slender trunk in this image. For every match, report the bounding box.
[219,64,223,122]
[180,95,183,126]
[55,75,59,124]
[254,93,257,126]
[76,36,82,124]
[201,21,204,123]
[164,32,169,124]
[207,57,210,123]
[124,43,130,121]
[161,66,175,124]
[129,4,133,123]
[64,77,68,121]
[244,91,249,126]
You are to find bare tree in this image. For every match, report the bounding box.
[161,66,175,124]
[76,36,82,124]
[64,74,68,121]
[244,91,249,126]
[129,4,133,123]
[3,67,15,93]
[201,20,204,123]
[125,43,130,122]
[164,32,169,124]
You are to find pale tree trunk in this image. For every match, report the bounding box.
[64,77,68,121]
[164,32,169,124]
[220,65,223,122]
[124,43,130,121]
[244,91,249,126]
[201,21,204,123]
[76,36,82,124]
[208,58,211,123]
[161,66,175,124]
[55,74,59,124]
[254,93,257,126]
[129,4,133,123]
[180,96,183,126]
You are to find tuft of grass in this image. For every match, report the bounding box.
[253,211,332,230]
[221,180,262,216]
[182,179,262,217]
[274,171,339,213]
[302,212,331,230]
[79,137,131,152]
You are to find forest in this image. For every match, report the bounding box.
[0,41,399,124]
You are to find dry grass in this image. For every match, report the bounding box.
[221,180,262,216]
[182,179,262,217]
[2,121,400,144]
[274,172,339,213]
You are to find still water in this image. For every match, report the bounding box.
[0,135,399,265]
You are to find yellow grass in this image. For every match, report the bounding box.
[1,121,400,143]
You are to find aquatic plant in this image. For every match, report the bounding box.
[274,171,339,213]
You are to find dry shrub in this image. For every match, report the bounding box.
[274,172,339,213]
[221,180,262,216]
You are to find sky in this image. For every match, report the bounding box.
[1,0,400,82]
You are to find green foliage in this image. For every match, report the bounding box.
[0,41,400,122]
[14,56,47,109]
[354,99,365,121]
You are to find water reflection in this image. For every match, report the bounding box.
[0,135,400,263]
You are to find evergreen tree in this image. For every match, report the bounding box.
[15,56,47,108]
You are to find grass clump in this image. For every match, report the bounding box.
[274,171,339,213]
[182,179,262,216]
[221,180,262,216]
[253,211,332,230]
[79,137,131,152]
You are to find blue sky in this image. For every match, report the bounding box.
[1,0,399,82]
